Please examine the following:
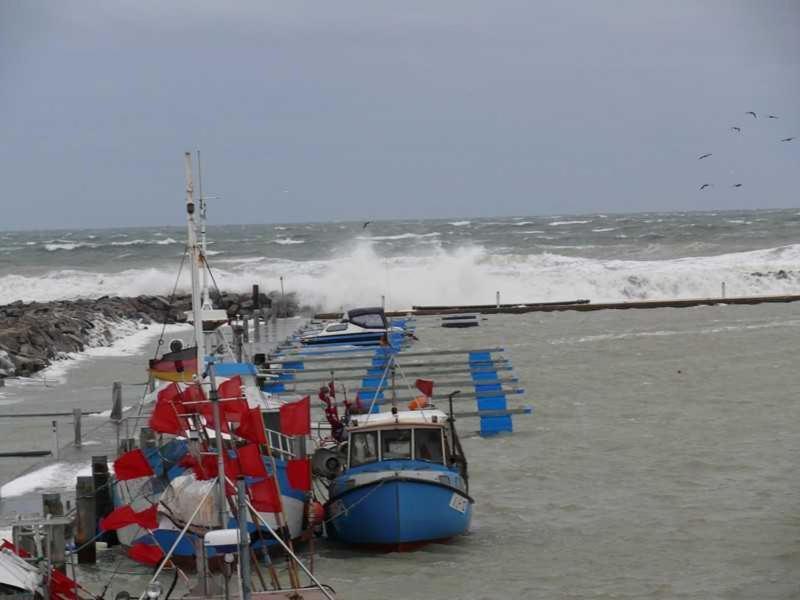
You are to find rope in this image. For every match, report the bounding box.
[151,249,189,362]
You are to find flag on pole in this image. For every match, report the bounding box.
[234,408,267,444]
[249,477,281,512]
[415,378,434,397]
[114,449,155,480]
[279,396,311,436]
[287,458,311,491]
[237,443,268,478]
[128,542,165,565]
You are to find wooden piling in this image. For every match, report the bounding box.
[118,437,137,454]
[110,381,123,421]
[42,493,66,572]
[75,476,96,564]
[92,456,117,546]
[139,426,156,450]
[243,316,250,343]
[73,408,82,448]
[51,420,59,459]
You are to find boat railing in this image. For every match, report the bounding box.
[265,427,296,459]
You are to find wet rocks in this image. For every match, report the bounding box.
[0,290,299,378]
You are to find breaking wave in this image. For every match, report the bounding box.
[4,242,800,310]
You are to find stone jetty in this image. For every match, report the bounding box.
[0,290,299,377]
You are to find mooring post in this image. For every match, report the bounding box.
[496,291,500,308]
[253,312,261,343]
[42,493,66,573]
[92,456,116,546]
[721,281,726,299]
[72,408,82,449]
[51,420,59,459]
[139,427,156,450]
[243,315,250,343]
[381,294,385,310]
[75,476,96,564]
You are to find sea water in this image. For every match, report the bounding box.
[0,210,799,598]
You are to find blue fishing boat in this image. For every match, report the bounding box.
[323,406,473,550]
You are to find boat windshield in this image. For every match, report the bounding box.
[350,431,379,466]
[325,323,348,332]
[414,428,444,464]
[349,312,385,329]
[381,429,412,460]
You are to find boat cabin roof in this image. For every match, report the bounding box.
[349,409,448,431]
[344,307,388,329]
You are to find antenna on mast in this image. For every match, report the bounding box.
[196,150,212,309]
[184,151,206,375]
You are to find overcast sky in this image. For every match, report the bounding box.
[1,1,798,229]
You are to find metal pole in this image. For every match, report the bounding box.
[51,420,58,459]
[279,276,285,317]
[184,151,206,376]
[237,479,251,600]
[206,365,229,532]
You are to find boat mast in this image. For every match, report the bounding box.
[184,151,206,374]
[196,150,212,310]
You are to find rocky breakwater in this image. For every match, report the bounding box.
[0,290,300,378]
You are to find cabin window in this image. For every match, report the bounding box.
[380,429,412,460]
[325,323,348,332]
[350,313,385,329]
[414,428,444,464]
[350,431,379,466]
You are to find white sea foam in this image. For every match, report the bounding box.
[6,242,800,310]
[110,237,179,246]
[550,220,592,226]
[592,227,617,232]
[44,242,97,251]
[449,221,471,226]
[273,238,305,245]
[357,232,441,241]
[1,462,93,498]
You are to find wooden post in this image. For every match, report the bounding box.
[110,382,123,421]
[119,437,137,454]
[42,493,66,573]
[73,408,82,448]
[496,291,500,308]
[139,427,156,450]
[92,456,117,546]
[243,316,250,343]
[75,476,96,564]
[253,312,261,343]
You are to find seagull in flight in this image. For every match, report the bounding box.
[768,115,779,119]
[362,221,372,229]
[746,111,757,119]
[699,184,713,190]
[732,183,743,188]
[698,153,713,160]
[781,137,795,142]
[730,126,741,133]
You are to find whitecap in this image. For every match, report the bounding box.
[592,227,617,232]
[357,232,441,241]
[273,238,305,245]
[449,221,471,227]
[550,220,591,226]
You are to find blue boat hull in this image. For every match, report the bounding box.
[325,477,473,548]
[301,331,386,346]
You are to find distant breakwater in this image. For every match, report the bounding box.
[0,291,298,377]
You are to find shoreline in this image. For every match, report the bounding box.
[0,291,297,378]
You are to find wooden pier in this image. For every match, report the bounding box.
[315,293,800,319]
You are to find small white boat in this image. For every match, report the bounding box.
[300,307,399,346]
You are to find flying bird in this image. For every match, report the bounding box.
[698,153,713,160]
[732,183,743,188]
[699,184,713,190]
[768,115,779,119]
[781,137,795,142]
[746,111,757,119]
[730,126,741,133]
[362,221,372,229]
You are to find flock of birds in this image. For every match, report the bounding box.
[697,111,794,190]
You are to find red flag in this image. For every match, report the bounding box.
[158,382,187,412]
[128,542,164,566]
[198,400,231,433]
[223,453,241,496]
[149,398,185,435]
[219,375,243,400]
[50,568,80,599]
[114,449,155,481]
[181,383,207,413]
[134,504,159,530]
[237,443,268,478]
[415,378,434,397]
[249,477,281,512]
[99,505,137,531]
[279,396,310,436]
[235,408,267,444]
[287,458,311,491]
[222,397,250,423]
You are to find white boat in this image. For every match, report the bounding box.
[300,307,400,346]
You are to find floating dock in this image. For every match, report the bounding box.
[315,293,800,319]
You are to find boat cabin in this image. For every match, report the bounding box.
[346,410,449,468]
[343,307,389,330]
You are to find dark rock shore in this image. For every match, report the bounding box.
[0,290,299,377]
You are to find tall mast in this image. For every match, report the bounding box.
[197,150,212,309]
[184,151,206,374]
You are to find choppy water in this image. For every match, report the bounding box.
[1,306,799,599]
[1,209,799,598]
[3,209,800,309]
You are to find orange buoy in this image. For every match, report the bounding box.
[309,501,325,526]
[407,395,429,411]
